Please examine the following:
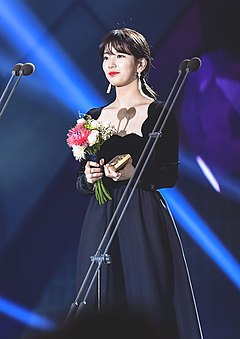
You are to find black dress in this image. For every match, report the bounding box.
[75,100,203,338]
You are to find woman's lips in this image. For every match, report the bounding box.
[109,71,120,76]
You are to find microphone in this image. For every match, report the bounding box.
[178,58,190,73]
[187,57,201,72]
[0,62,35,119]
[12,63,24,76]
[21,62,35,76]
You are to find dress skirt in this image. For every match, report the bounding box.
[76,183,203,339]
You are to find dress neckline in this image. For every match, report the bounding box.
[96,100,158,138]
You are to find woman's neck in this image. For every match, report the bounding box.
[113,80,153,109]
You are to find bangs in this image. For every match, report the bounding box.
[99,31,138,57]
[103,41,132,56]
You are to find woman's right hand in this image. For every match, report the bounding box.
[84,159,104,184]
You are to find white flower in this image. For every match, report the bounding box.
[88,130,99,146]
[72,145,85,161]
[90,120,100,128]
[101,121,111,128]
[77,118,86,125]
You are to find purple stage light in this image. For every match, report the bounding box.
[180,51,240,177]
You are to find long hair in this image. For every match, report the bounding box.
[99,28,157,99]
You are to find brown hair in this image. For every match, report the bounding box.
[99,28,157,99]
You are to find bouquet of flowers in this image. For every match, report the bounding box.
[66,113,115,205]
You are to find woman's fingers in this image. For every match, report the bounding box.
[85,171,103,183]
[104,164,121,180]
[85,157,134,183]
[85,160,104,183]
[112,173,121,181]
[87,161,100,168]
[99,158,105,167]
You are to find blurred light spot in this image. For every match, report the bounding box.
[196,155,221,192]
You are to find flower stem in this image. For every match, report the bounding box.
[95,178,112,205]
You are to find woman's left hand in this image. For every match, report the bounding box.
[104,158,135,182]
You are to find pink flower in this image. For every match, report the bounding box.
[66,124,91,147]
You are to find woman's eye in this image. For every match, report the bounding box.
[103,55,109,60]
[117,54,125,58]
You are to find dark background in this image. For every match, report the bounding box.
[0,1,240,338]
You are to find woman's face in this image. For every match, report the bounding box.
[102,46,139,88]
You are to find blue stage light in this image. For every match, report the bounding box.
[0,0,105,113]
[162,188,240,288]
[0,296,56,330]
[218,175,240,202]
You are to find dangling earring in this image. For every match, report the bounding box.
[137,72,142,91]
[142,77,147,87]
[106,83,112,94]
[138,73,150,99]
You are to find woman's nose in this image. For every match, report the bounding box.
[108,57,116,68]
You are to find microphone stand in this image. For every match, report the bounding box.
[0,71,24,119]
[0,72,16,106]
[0,63,24,106]
[66,57,201,322]
[0,63,35,120]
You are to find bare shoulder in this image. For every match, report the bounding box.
[97,103,115,122]
[102,102,118,113]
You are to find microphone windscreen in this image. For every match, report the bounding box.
[21,63,35,76]
[12,63,24,76]
[178,59,190,72]
[187,57,201,72]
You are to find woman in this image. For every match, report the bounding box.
[75,28,203,338]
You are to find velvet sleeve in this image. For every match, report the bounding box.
[139,110,179,190]
[76,159,95,195]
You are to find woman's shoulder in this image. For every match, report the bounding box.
[146,99,178,131]
[149,99,176,118]
[149,99,165,112]
[86,106,104,119]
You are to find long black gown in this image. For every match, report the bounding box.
[75,100,203,338]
